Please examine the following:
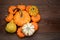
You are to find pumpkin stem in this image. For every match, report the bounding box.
[13,8,20,15]
[13,8,23,17]
[13,8,20,12]
[13,8,16,12]
[19,11,23,17]
[32,8,34,10]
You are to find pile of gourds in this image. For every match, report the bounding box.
[5,5,41,38]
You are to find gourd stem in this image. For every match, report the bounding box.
[13,8,23,17]
[32,8,34,10]
[19,10,23,17]
[13,8,20,12]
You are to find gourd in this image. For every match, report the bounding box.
[5,20,17,33]
[31,14,40,22]
[17,27,25,38]
[8,6,16,14]
[14,11,31,26]
[22,23,35,36]
[5,13,13,22]
[26,5,38,16]
[17,5,25,10]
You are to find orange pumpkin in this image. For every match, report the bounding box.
[17,27,25,38]
[17,5,26,10]
[31,14,40,22]
[13,11,31,26]
[26,5,31,12]
[5,13,13,22]
[8,6,17,14]
[32,22,38,31]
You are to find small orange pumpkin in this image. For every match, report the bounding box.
[31,14,40,22]
[32,22,38,31]
[13,11,31,26]
[17,5,26,10]
[17,27,25,38]
[26,5,31,12]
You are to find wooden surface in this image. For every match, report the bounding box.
[0,0,60,40]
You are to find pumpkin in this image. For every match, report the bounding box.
[17,27,25,38]
[5,13,13,22]
[26,5,31,12]
[31,14,40,22]
[8,6,17,14]
[22,23,35,36]
[26,5,38,16]
[17,5,25,10]
[13,11,31,26]
[32,22,38,31]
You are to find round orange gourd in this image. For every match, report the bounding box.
[5,13,13,22]
[17,5,25,10]
[8,6,17,14]
[32,22,38,31]
[17,27,25,38]
[26,5,31,12]
[31,14,40,22]
[14,11,31,26]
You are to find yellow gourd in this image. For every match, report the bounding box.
[5,20,17,33]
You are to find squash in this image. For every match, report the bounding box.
[5,13,13,22]
[31,14,40,22]
[32,22,38,31]
[17,27,25,38]
[5,20,17,33]
[14,11,31,26]
[26,5,38,16]
[26,5,31,12]
[17,5,25,10]
[22,23,35,36]
[8,6,17,14]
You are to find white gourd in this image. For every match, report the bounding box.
[22,23,35,36]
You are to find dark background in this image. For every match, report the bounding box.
[0,0,60,40]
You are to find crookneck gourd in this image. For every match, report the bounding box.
[5,13,13,22]
[8,6,17,14]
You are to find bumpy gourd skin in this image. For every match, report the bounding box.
[26,6,38,16]
[5,20,17,33]
[14,11,31,26]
